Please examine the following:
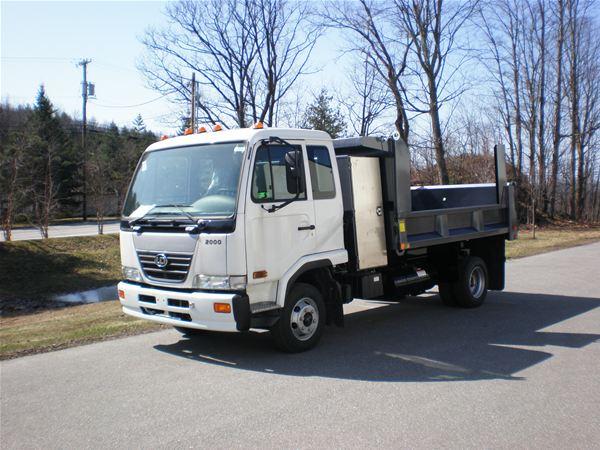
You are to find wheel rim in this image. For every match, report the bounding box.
[469,266,485,298]
[290,297,319,341]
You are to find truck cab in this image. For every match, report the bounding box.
[118,127,347,348]
[118,126,517,352]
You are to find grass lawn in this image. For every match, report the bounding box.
[506,226,600,259]
[0,235,121,313]
[0,301,164,360]
[1,226,599,360]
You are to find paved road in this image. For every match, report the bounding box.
[0,221,120,241]
[2,243,600,449]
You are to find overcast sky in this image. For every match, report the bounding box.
[1,0,345,135]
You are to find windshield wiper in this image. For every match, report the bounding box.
[129,204,206,233]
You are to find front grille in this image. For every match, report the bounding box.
[137,250,193,282]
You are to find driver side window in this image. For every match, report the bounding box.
[251,145,306,203]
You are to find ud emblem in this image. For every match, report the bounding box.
[154,253,168,269]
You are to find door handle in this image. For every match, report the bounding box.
[298,225,315,231]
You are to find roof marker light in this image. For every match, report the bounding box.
[252,121,264,129]
[160,135,169,141]
[213,123,223,132]
[184,128,193,135]
[198,126,207,133]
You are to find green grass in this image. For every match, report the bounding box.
[0,235,121,313]
[0,301,164,360]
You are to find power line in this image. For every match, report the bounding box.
[1,56,75,61]
[89,94,167,109]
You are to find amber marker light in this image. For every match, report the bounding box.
[253,270,268,279]
[118,289,125,299]
[160,135,169,141]
[213,123,223,131]
[198,126,207,133]
[252,121,264,129]
[184,128,193,135]
[213,303,232,314]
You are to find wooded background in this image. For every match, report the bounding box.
[1,0,598,240]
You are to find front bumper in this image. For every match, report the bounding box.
[118,281,250,332]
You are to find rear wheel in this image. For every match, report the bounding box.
[452,256,488,308]
[271,283,325,353]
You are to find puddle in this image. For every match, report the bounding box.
[52,285,118,304]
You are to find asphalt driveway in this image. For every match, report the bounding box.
[1,243,599,449]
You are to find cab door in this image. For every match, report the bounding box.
[245,141,316,304]
[305,142,344,253]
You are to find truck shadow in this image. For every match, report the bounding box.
[154,291,600,382]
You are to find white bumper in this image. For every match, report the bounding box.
[118,281,240,332]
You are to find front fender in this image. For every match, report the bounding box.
[275,249,347,307]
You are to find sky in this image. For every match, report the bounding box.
[1,0,345,135]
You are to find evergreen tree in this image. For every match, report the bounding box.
[28,85,66,236]
[132,114,147,133]
[301,89,347,138]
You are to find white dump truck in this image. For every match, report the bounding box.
[118,125,517,352]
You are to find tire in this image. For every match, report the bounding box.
[271,282,326,353]
[173,326,206,336]
[438,282,458,306]
[452,256,488,308]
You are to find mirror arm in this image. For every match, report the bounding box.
[261,191,301,214]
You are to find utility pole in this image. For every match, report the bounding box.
[190,72,196,131]
[78,58,92,220]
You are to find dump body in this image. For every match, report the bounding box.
[334,136,517,269]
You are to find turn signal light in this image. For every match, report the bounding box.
[184,128,193,135]
[253,270,268,279]
[118,289,125,299]
[213,123,223,131]
[213,303,231,314]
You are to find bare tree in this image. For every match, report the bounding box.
[31,145,59,239]
[248,0,321,126]
[139,0,318,128]
[324,0,412,142]
[87,149,112,234]
[549,0,566,218]
[338,53,393,136]
[0,132,30,241]
[395,0,478,184]
[576,14,600,219]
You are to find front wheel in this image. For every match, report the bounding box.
[271,283,326,353]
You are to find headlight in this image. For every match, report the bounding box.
[122,266,142,282]
[193,275,247,290]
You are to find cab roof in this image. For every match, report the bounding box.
[144,127,331,153]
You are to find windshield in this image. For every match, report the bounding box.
[123,141,246,219]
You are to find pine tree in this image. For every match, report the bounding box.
[132,114,146,133]
[28,85,65,236]
[301,89,347,138]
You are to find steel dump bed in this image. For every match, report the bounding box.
[333,136,517,259]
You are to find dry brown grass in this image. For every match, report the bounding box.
[506,226,600,259]
[0,301,164,360]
